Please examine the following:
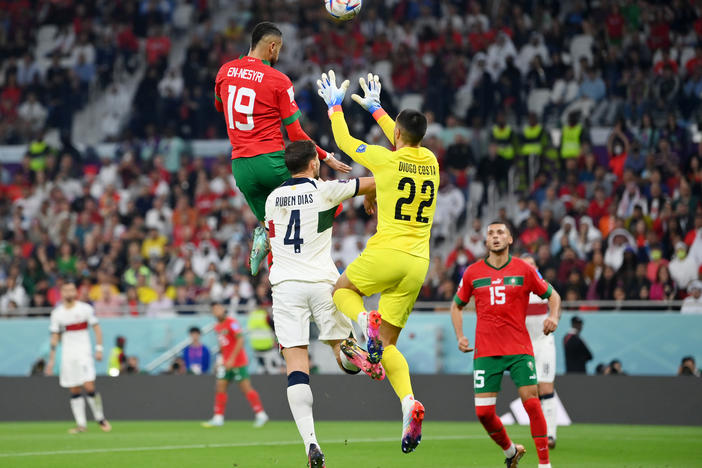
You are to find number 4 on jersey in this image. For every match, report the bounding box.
[284,209,304,253]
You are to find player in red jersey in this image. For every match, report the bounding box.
[214,22,351,275]
[202,303,268,428]
[450,222,561,468]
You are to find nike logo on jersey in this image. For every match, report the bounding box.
[492,278,502,285]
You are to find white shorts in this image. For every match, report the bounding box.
[525,314,556,384]
[59,354,96,388]
[271,281,353,348]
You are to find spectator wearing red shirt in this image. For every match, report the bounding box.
[587,186,610,224]
[606,5,625,43]
[653,49,678,75]
[519,215,549,253]
[145,26,171,67]
[648,10,672,51]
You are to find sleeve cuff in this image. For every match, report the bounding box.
[328,105,343,117]
[371,108,387,121]
[282,110,301,126]
[353,178,359,197]
[214,93,222,103]
[453,294,468,307]
[539,284,553,300]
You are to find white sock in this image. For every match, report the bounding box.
[86,393,105,421]
[70,395,87,428]
[541,394,557,439]
[287,383,318,455]
[503,442,516,458]
[539,464,552,468]
[212,414,224,423]
[357,311,369,337]
[339,350,360,372]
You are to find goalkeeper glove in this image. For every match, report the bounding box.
[351,73,382,113]
[317,70,349,108]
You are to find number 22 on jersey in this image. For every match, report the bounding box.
[226,85,256,131]
[394,177,435,223]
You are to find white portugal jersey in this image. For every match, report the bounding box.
[49,301,98,358]
[266,177,360,286]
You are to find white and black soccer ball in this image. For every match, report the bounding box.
[325,0,362,21]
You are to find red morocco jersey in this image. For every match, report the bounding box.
[454,255,552,358]
[214,317,248,367]
[214,56,301,158]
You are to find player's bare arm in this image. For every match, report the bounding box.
[543,288,562,335]
[450,300,474,353]
[45,332,60,376]
[356,176,376,196]
[92,323,104,361]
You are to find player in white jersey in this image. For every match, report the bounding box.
[46,281,111,434]
[265,140,381,468]
[522,254,557,448]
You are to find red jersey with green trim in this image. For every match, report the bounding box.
[454,255,552,358]
[214,317,248,367]
[214,56,301,159]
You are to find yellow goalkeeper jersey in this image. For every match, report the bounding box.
[330,109,439,259]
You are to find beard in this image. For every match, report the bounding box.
[489,245,508,254]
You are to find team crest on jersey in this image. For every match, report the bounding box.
[356,144,367,153]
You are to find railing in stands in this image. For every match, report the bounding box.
[0,300,687,318]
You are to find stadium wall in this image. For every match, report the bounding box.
[0,374,700,425]
[0,313,700,377]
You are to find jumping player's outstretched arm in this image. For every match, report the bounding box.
[317,70,393,171]
[351,73,396,145]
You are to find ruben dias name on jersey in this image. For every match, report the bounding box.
[274,193,314,207]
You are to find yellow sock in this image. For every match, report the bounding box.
[333,288,365,322]
[381,345,413,400]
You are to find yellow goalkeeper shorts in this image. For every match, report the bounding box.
[345,248,430,328]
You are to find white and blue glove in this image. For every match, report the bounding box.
[317,70,350,108]
[351,73,382,113]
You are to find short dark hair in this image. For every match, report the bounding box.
[285,140,317,174]
[189,326,201,334]
[396,109,427,146]
[251,21,282,49]
[487,221,510,234]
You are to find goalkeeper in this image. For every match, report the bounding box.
[317,70,439,454]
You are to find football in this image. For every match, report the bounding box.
[325,0,362,21]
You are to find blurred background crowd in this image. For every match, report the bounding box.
[3,0,702,316]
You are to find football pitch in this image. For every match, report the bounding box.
[0,421,700,468]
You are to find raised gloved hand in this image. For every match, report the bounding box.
[351,73,382,113]
[317,70,350,108]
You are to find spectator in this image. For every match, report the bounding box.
[607,359,626,375]
[108,336,127,377]
[681,281,702,314]
[649,264,677,301]
[146,283,175,317]
[183,326,211,374]
[0,276,29,314]
[677,356,700,376]
[93,285,125,317]
[125,356,140,374]
[563,316,593,374]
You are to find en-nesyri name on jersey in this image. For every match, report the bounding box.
[265,177,360,286]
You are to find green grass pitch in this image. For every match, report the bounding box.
[0,420,700,467]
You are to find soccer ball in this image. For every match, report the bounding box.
[325,0,362,21]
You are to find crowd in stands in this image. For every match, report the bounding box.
[4,0,702,315]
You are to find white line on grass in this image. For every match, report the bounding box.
[0,434,483,458]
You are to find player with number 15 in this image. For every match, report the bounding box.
[450,222,561,468]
